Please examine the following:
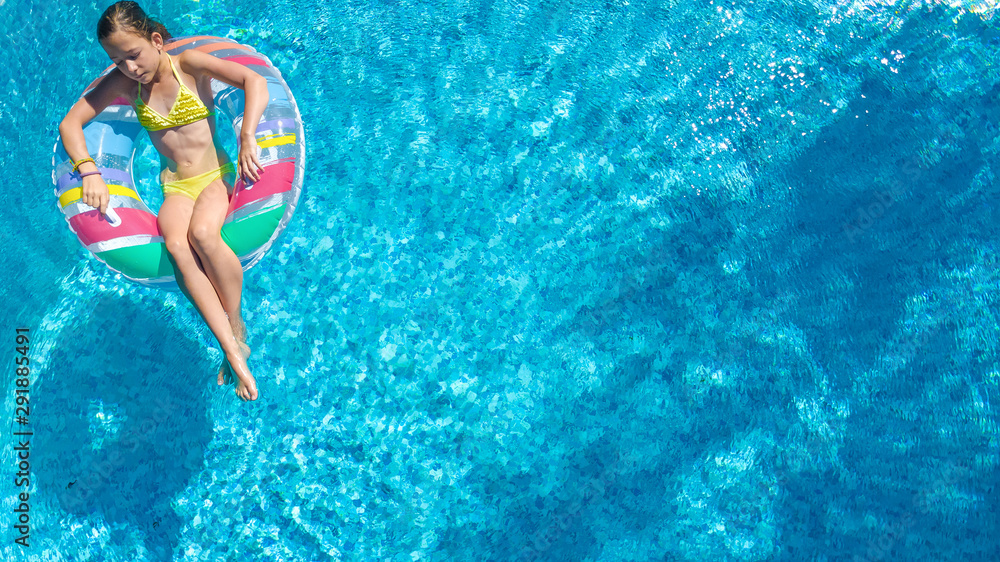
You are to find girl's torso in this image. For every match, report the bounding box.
[129,54,230,184]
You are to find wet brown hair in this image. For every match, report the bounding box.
[97,1,172,42]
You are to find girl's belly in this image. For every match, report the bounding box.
[150,120,230,182]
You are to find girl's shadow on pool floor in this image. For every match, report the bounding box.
[35,293,215,559]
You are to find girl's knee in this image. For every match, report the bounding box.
[187,222,221,251]
[164,237,191,260]
[164,238,201,273]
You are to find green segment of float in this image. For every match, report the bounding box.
[94,206,286,280]
[96,243,174,280]
[221,206,286,256]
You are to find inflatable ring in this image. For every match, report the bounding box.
[52,36,305,289]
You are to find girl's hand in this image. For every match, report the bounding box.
[81,174,110,215]
[238,135,264,183]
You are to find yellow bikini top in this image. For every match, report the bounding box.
[136,55,213,132]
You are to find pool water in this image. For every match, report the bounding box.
[3,0,1000,559]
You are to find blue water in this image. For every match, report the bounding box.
[3,0,1000,560]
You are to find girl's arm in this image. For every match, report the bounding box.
[179,50,270,182]
[58,71,131,216]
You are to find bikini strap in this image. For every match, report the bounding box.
[136,54,182,106]
[167,55,187,87]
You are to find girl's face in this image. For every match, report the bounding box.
[100,30,164,84]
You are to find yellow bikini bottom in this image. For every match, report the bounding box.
[161,163,236,201]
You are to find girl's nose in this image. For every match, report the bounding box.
[126,60,138,73]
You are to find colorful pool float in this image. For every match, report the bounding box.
[52,36,305,289]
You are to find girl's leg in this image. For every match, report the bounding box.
[187,180,245,335]
[158,195,258,401]
[185,178,256,393]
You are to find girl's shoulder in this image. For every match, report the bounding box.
[173,47,260,89]
[100,67,135,91]
[109,69,139,101]
[172,50,214,92]
[86,67,138,105]
[175,48,215,73]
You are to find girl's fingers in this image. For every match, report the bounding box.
[240,142,263,183]
[240,155,263,183]
[82,187,107,214]
[241,160,258,183]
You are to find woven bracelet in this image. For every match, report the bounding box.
[72,157,96,172]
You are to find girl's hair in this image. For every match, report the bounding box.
[97,1,172,42]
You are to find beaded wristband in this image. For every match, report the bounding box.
[79,171,102,179]
[72,157,95,172]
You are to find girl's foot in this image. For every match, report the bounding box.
[217,341,251,386]
[217,329,256,400]
[226,348,258,401]
[217,359,233,386]
[218,317,251,386]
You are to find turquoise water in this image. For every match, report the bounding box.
[3,0,1000,559]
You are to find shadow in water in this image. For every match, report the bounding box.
[34,294,215,559]
[757,10,1000,559]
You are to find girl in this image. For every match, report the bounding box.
[59,1,269,401]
